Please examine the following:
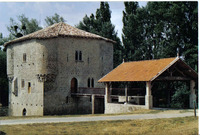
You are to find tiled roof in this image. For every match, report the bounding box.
[99,57,180,82]
[4,22,115,47]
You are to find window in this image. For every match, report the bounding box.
[75,51,78,61]
[23,53,26,62]
[11,52,13,59]
[66,96,69,104]
[28,82,31,93]
[79,51,82,61]
[91,78,94,88]
[67,54,69,62]
[87,57,89,64]
[75,51,82,61]
[87,78,90,87]
[21,79,25,88]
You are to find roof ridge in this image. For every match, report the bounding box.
[124,57,177,63]
[57,22,63,35]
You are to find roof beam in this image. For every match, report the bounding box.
[155,76,191,81]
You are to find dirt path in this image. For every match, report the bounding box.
[0,111,197,125]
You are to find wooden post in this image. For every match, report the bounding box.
[125,84,128,103]
[92,95,95,114]
[190,80,196,108]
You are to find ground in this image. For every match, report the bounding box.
[0,117,198,135]
[0,109,198,135]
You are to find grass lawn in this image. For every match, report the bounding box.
[0,116,198,135]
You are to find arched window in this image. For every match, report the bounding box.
[91,78,94,88]
[79,51,82,61]
[88,78,90,87]
[71,78,78,93]
[22,108,27,116]
[75,51,78,61]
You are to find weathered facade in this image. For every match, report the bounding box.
[5,22,114,116]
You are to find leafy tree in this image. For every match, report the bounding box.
[7,14,42,38]
[0,48,8,106]
[45,13,65,26]
[77,2,123,67]
[122,2,141,61]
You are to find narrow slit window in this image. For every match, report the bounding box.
[79,51,82,61]
[23,53,26,62]
[66,96,69,104]
[21,79,25,88]
[28,82,31,93]
[91,78,94,88]
[88,78,90,87]
[75,51,78,61]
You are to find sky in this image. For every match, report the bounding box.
[0,2,147,41]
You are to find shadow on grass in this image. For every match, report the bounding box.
[0,131,6,135]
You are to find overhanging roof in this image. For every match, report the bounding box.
[98,57,198,82]
[4,22,115,48]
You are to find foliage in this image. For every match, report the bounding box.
[171,82,190,108]
[0,49,8,106]
[45,13,65,26]
[7,14,42,38]
[122,2,198,71]
[77,2,123,67]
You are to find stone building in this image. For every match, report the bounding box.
[4,22,114,116]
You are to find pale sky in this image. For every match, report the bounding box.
[0,2,147,41]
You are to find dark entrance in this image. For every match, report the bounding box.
[22,108,26,116]
[71,78,78,93]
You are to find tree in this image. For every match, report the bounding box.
[7,14,42,38]
[45,13,65,26]
[0,48,8,106]
[77,2,123,67]
[122,2,143,61]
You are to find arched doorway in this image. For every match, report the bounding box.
[71,78,78,93]
[22,108,27,116]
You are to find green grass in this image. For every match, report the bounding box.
[0,116,198,135]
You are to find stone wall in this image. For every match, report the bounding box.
[39,37,113,115]
[7,40,45,116]
[7,36,113,116]
[105,103,146,114]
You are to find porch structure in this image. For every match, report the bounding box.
[98,57,198,114]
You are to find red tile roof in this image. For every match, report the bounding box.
[98,57,180,82]
[4,22,115,47]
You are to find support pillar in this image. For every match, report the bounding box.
[145,81,153,109]
[92,95,95,114]
[105,82,111,104]
[125,84,128,103]
[189,80,196,108]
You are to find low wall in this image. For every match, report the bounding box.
[105,103,146,114]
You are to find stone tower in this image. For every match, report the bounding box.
[4,22,114,116]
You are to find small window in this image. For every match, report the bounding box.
[11,52,13,59]
[28,82,31,93]
[66,96,69,104]
[79,51,82,61]
[23,53,26,62]
[21,79,25,88]
[67,54,69,62]
[75,51,78,61]
[88,57,89,64]
[91,78,94,88]
[88,78,90,87]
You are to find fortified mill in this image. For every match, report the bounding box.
[4,22,114,116]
